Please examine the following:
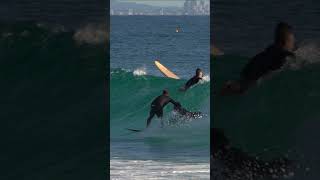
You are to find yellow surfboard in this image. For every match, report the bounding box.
[154,60,180,79]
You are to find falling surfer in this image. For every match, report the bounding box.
[173,102,202,119]
[168,102,203,126]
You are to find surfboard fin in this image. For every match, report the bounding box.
[126,128,142,132]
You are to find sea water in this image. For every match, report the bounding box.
[111,16,210,179]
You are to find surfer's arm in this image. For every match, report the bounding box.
[184,79,193,90]
[287,51,296,58]
[184,77,199,90]
[169,99,180,107]
[220,79,252,96]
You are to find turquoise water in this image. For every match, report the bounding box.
[110,16,210,179]
[212,52,320,180]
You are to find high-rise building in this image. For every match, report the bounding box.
[185,0,192,15]
[184,0,209,15]
[128,9,133,15]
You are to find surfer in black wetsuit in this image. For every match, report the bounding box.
[221,22,296,95]
[146,89,180,128]
[180,68,204,91]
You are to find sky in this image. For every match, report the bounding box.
[117,0,185,7]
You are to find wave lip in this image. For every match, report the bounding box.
[133,67,147,76]
[73,23,108,45]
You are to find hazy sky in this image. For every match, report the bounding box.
[117,0,185,7]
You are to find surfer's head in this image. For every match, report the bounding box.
[274,22,295,51]
[163,89,169,96]
[196,68,203,77]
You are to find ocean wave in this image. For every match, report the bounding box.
[0,21,107,179]
[0,21,108,46]
[213,54,320,179]
[111,69,210,145]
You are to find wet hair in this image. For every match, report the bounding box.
[274,22,293,46]
[196,68,202,76]
[162,89,169,95]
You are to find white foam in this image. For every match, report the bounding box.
[133,67,147,76]
[295,42,320,63]
[110,159,209,180]
[286,42,320,70]
[200,74,210,83]
[73,23,108,45]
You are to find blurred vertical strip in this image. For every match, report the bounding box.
[210,0,214,179]
[0,0,109,179]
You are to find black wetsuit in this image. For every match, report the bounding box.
[221,45,295,95]
[184,76,202,90]
[241,44,295,83]
[147,95,179,127]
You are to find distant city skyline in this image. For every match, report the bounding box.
[114,0,193,7]
[111,0,209,16]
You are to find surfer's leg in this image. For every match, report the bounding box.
[157,110,164,128]
[160,117,164,128]
[146,110,155,127]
